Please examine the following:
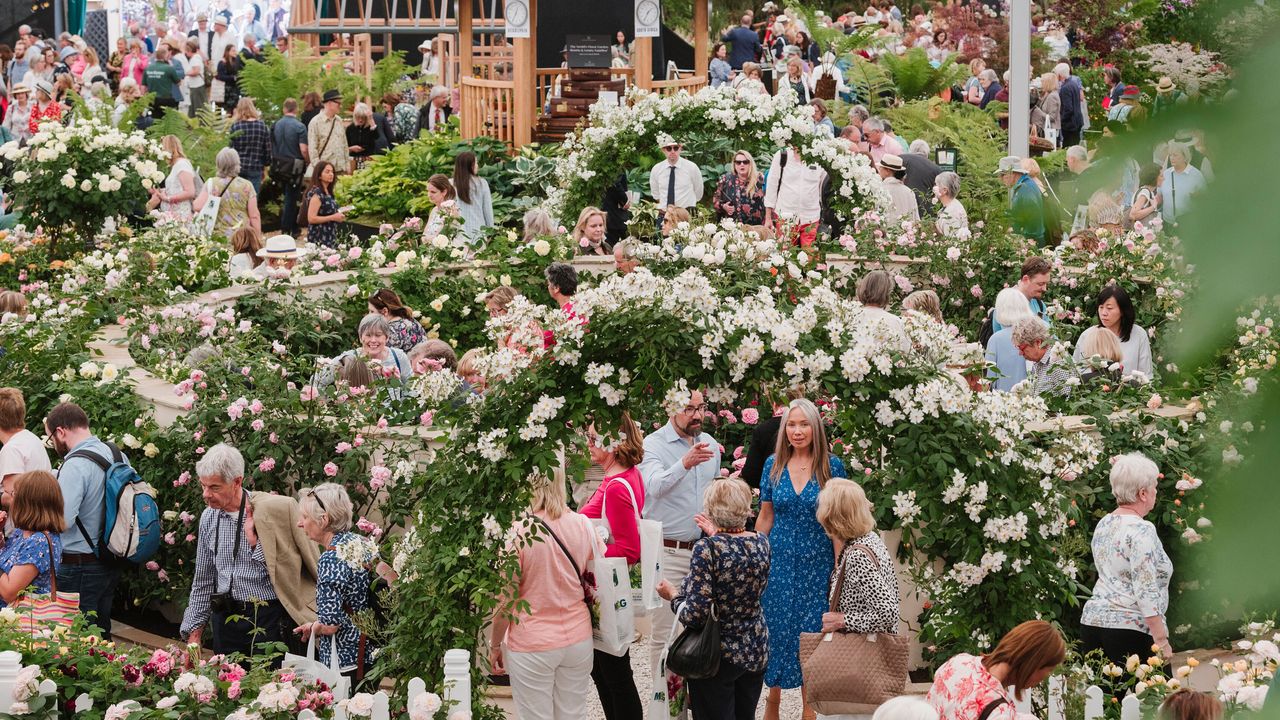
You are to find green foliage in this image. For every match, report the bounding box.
[884,99,1011,226]
[843,56,894,112]
[237,49,368,122]
[371,50,415,101]
[146,104,234,180]
[880,48,966,103]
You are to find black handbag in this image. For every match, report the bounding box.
[666,540,722,679]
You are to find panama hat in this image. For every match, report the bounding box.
[879,154,906,173]
[995,156,1027,174]
[656,132,680,149]
[34,79,54,97]
[10,83,29,96]
[1156,77,1176,94]
[256,235,310,259]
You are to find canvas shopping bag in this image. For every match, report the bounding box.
[650,608,690,720]
[600,477,664,614]
[192,179,222,239]
[590,556,635,657]
[283,633,351,700]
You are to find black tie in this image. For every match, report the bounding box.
[667,164,677,208]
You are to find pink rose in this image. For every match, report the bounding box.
[259,458,276,472]
[175,471,191,486]
[324,462,339,477]
[420,411,435,426]
[335,442,353,454]
[349,247,363,260]
[145,561,160,571]
[251,419,265,432]
[227,681,241,699]
[970,284,983,298]
[741,408,760,425]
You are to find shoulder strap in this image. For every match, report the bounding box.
[977,698,1008,720]
[43,532,59,598]
[533,516,591,607]
[602,473,642,524]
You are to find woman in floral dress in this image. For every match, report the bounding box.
[294,483,377,683]
[713,151,766,226]
[755,398,846,720]
[366,288,426,353]
[927,620,1065,720]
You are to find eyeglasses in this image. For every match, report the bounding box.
[682,404,709,414]
[663,145,681,151]
[307,489,328,513]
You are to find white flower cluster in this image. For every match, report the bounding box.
[254,681,302,712]
[173,671,216,698]
[520,394,566,441]
[982,512,1029,543]
[1,118,166,189]
[335,534,379,571]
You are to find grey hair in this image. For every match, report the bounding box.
[1110,452,1160,505]
[1053,62,1071,79]
[429,85,450,99]
[703,478,754,529]
[522,208,556,242]
[862,117,885,133]
[979,68,998,82]
[215,147,241,178]
[848,104,871,123]
[909,139,930,155]
[856,270,894,307]
[934,171,960,199]
[1010,317,1050,348]
[873,697,939,720]
[994,287,1034,328]
[298,482,354,533]
[195,443,245,482]
[358,313,391,338]
[1065,145,1088,163]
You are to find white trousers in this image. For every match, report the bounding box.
[647,545,694,681]
[506,637,594,720]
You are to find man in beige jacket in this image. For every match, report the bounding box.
[181,443,319,663]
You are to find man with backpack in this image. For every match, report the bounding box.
[45,402,131,637]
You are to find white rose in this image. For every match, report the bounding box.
[79,361,100,379]
[342,693,377,718]
[533,239,551,256]
[81,179,94,192]
[100,363,119,382]
[12,170,29,183]
[431,234,450,249]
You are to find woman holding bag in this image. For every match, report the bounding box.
[0,470,65,607]
[579,413,647,720]
[656,478,770,720]
[490,468,604,720]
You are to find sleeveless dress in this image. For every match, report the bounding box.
[759,454,847,688]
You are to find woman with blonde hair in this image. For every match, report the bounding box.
[490,468,604,720]
[903,289,943,323]
[522,208,557,243]
[148,134,199,218]
[484,285,519,317]
[757,398,848,720]
[0,291,28,317]
[1034,72,1061,142]
[456,348,485,392]
[579,413,646,720]
[714,150,766,225]
[731,62,768,95]
[573,206,610,256]
[1074,326,1123,384]
[816,478,900,638]
[1087,191,1124,233]
[346,101,381,171]
[660,205,691,237]
[230,97,271,192]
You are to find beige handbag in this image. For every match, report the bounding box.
[798,543,909,714]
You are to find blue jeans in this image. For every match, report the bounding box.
[241,171,263,194]
[280,178,302,234]
[57,561,122,638]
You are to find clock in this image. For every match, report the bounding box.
[505,0,528,28]
[636,0,660,28]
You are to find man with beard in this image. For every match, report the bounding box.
[45,402,129,637]
[640,389,723,675]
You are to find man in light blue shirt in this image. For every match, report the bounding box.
[639,389,722,675]
[46,401,125,637]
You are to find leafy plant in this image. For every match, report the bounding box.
[879,48,966,103]
[371,50,415,101]
[146,105,235,180]
[237,48,369,122]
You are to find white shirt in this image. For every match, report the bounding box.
[648,157,704,209]
[882,177,920,224]
[209,30,240,68]
[1158,164,1206,222]
[1072,324,1153,378]
[0,429,53,480]
[936,199,969,238]
[177,52,205,88]
[764,148,827,223]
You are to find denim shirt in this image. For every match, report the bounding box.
[56,436,116,555]
[639,422,722,542]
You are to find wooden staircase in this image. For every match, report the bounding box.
[533,68,626,144]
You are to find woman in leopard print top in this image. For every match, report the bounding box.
[816,478,900,634]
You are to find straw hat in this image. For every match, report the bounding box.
[1156,77,1176,94]
[256,235,311,259]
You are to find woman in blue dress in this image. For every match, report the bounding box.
[0,471,65,607]
[756,398,846,720]
[293,483,377,684]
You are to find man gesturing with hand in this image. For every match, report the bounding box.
[639,389,723,679]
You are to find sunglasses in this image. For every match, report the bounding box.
[663,145,681,151]
[734,159,751,165]
[306,488,328,513]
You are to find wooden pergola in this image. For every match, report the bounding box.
[290,0,712,148]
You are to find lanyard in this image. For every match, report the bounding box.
[213,490,248,593]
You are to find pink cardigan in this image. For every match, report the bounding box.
[579,466,645,564]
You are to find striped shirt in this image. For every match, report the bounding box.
[180,492,278,636]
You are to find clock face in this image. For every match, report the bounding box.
[636,0,660,26]
[505,0,528,27]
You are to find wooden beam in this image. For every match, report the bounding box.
[512,0,536,147]
[632,36,652,90]
[693,0,708,79]
[458,0,473,79]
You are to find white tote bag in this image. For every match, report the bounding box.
[209,78,226,105]
[589,556,635,657]
[283,633,350,700]
[650,611,690,720]
[600,478,664,614]
[192,179,222,239]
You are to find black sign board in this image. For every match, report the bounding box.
[566,34,612,68]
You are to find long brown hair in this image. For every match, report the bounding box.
[11,471,67,534]
[1160,691,1223,720]
[367,288,414,320]
[769,398,834,489]
[611,412,645,468]
[230,228,264,266]
[427,173,456,201]
[309,161,335,196]
[981,620,1066,699]
[453,151,478,204]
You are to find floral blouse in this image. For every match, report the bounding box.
[713,172,767,225]
[0,530,62,607]
[387,317,426,353]
[305,186,341,248]
[316,531,376,670]
[671,533,771,672]
[927,653,1017,720]
[1080,513,1172,634]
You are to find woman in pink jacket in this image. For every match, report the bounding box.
[120,39,147,87]
[579,413,646,720]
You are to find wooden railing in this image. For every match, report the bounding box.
[460,76,517,148]
[652,74,708,95]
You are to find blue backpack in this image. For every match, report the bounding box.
[65,443,162,564]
